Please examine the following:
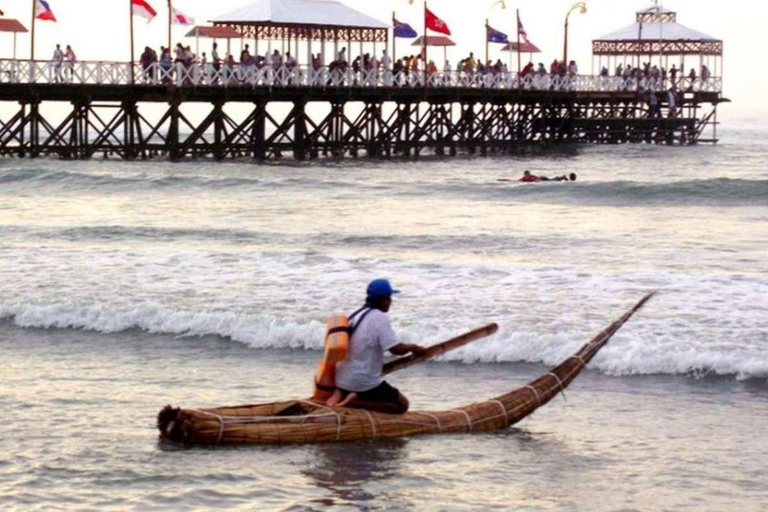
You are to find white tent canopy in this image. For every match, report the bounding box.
[596,5,719,42]
[597,22,718,43]
[211,0,388,29]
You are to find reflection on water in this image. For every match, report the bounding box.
[304,439,409,506]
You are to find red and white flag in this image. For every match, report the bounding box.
[518,17,532,45]
[425,7,451,36]
[132,0,157,22]
[171,7,194,25]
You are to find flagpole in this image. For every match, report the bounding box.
[167,0,172,51]
[392,11,396,63]
[422,1,427,87]
[130,0,135,84]
[31,0,36,60]
[516,9,521,77]
[485,19,489,67]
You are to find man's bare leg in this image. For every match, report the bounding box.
[336,392,357,408]
[325,389,344,407]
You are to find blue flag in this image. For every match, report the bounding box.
[487,26,509,44]
[393,18,418,39]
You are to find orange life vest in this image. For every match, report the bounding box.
[313,315,350,400]
[312,307,373,400]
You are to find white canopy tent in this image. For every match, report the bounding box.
[211,0,389,66]
[212,0,388,29]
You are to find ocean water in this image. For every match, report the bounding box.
[1,121,767,510]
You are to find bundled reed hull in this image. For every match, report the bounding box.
[158,293,654,446]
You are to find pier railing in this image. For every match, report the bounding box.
[0,59,723,93]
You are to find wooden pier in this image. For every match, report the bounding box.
[0,62,726,161]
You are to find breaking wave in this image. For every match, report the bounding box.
[2,301,766,381]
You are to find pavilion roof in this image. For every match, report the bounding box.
[501,41,541,54]
[411,36,455,47]
[211,0,388,29]
[0,19,28,33]
[595,21,719,43]
[185,26,243,39]
[593,5,722,56]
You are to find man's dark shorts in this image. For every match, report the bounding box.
[341,381,400,404]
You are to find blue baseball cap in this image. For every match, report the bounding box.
[366,279,400,298]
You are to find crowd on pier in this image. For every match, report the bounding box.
[31,42,717,98]
[130,42,590,88]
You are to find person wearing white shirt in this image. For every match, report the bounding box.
[381,50,392,85]
[212,43,221,70]
[271,50,283,70]
[52,44,63,83]
[381,50,392,70]
[330,279,426,414]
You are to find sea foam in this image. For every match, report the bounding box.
[2,301,766,380]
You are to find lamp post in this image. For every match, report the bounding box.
[485,0,507,66]
[563,2,586,65]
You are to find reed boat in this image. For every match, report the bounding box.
[157,293,654,446]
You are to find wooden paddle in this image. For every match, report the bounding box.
[382,323,499,376]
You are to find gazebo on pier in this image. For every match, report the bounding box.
[591,4,723,87]
[0,19,28,60]
[210,0,389,65]
[411,36,456,64]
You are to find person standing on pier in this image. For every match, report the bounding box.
[700,65,710,85]
[159,47,172,84]
[52,45,64,83]
[212,43,221,73]
[381,50,391,71]
[648,90,659,118]
[381,50,392,86]
[64,45,76,83]
[225,54,236,84]
[270,49,282,70]
[140,47,154,83]
[240,45,251,65]
[668,88,677,119]
[337,47,348,71]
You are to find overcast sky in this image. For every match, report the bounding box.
[1,0,763,115]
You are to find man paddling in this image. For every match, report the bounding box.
[328,279,426,414]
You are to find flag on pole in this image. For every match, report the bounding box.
[487,26,509,44]
[518,16,532,45]
[35,0,57,22]
[131,0,157,22]
[393,18,417,38]
[171,7,194,25]
[425,7,451,36]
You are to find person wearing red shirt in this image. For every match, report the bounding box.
[519,170,541,182]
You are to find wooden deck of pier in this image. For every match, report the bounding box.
[0,83,725,161]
